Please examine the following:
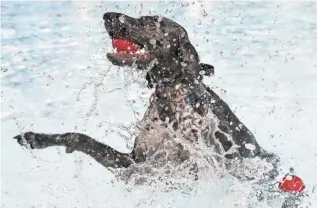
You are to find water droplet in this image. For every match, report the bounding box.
[245,143,256,151]
[149,39,156,45]
[118,15,125,23]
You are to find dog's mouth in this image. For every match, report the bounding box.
[106,37,153,66]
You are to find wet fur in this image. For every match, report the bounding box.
[13,12,276,172]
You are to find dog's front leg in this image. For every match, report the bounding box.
[13,132,135,168]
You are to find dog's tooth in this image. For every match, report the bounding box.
[136,49,143,54]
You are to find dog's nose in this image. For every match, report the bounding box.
[103,12,122,22]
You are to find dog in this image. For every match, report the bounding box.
[13,12,276,173]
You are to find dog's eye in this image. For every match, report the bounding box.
[139,21,145,27]
[156,40,163,47]
[120,27,128,35]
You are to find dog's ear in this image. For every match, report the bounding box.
[146,72,154,89]
[177,28,201,82]
[200,63,214,76]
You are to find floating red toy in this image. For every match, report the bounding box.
[279,175,305,192]
[112,38,140,53]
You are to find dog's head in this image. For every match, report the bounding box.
[103,12,214,86]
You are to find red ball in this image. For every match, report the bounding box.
[112,38,139,53]
[279,175,305,192]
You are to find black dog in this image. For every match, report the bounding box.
[14,12,275,171]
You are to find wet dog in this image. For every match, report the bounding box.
[14,12,276,173]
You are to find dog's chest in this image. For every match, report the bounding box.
[172,103,214,145]
[133,85,220,162]
[133,105,191,162]
[153,84,217,145]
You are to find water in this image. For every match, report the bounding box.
[1,1,317,207]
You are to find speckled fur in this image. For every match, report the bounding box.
[13,12,276,173]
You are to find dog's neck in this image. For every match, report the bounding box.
[156,77,205,103]
[154,81,198,101]
[149,61,204,101]
[152,80,208,126]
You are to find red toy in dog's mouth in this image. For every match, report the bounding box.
[107,38,152,65]
[112,38,140,53]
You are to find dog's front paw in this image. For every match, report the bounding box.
[13,132,44,149]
